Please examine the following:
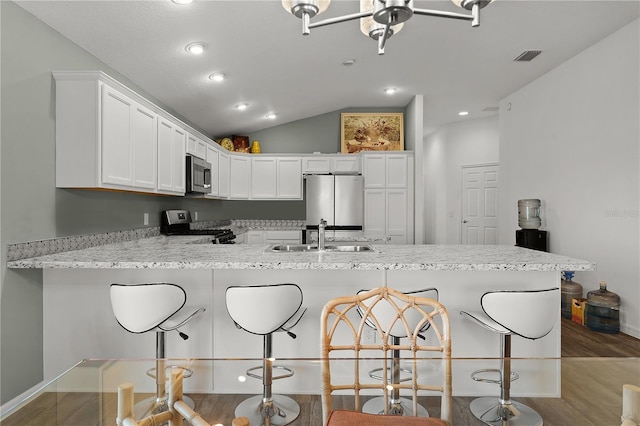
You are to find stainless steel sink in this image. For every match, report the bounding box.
[269,244,318,252]
[267,244,375,253]
[326,245,375,252]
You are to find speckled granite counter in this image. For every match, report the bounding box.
[7,235,594,271]
[32,235,593,394]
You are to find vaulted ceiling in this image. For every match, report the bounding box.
[15,0,640,138]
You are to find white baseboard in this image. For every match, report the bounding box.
[0,380,46,421]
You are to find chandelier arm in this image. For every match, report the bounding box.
[472,3,480,27]
[378,22,391,55]
[412,8,473,22]
[308,11,373,30]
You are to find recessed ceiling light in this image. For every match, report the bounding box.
[384,87,398,95]
[185,42,205,55]
[172,0,193,4]
[458,111,469,116]
[235,103,249,110]
[265,113,277,119]
[209,73,225,82]
[342,59,356,66]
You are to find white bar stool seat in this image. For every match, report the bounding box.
[110,283,205,420]
[460,288,559,426]
[226,283,306,426]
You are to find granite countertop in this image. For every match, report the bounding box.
[7,235,595,271]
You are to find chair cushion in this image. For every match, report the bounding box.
[327,410,449,426]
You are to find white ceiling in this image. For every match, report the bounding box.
[15,0,640,139]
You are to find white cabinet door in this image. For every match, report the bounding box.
[364,189,386,236]
[246,231,265,244]
[365,189,408,243]
[363,153,408,189]
[251,157,277,199]
[264,230,302,244]
[302,156,331,174]
[229,155,251,198]
[206,145,220,197]
[131,104,157,189]
[187,133,207,160]
[101,85,134,186]
[157,118,185,194]
[386,189,408,242]
[386,154,409,188]
[362,154,386,188]
[218,150,230,198]
[332,156,361,173]
[277,157,302,199]
[101,85,157,190]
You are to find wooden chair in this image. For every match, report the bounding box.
[320,287,452,426]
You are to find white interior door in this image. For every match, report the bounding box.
[461,164,499,244]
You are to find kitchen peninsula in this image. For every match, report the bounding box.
[8,236,594,397]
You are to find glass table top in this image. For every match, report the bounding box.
[1,357,639,426]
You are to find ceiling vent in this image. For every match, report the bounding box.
[514,50,542,62]
[482,106,499,112]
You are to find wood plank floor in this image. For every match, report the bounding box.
[2,320,639,426]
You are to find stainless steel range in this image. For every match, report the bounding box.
[161,210,236,244]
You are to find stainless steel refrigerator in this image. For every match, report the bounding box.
[305,174,364,240]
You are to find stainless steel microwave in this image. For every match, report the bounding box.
[186,155,212,194]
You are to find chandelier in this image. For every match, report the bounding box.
[282,0,494,55]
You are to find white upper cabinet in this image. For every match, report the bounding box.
[250,156,302,200]
[206,144,220,198]
[218,150,230,198]
[157,117,185,194]
[187,133,208,160]
[229,155,251,199]
[331,155,361,174]
[276,157,302,199]
[55,73,162,192]
[302,154,361,174]
[53,71,213,196]
[302,156,331,174]
[363,152,408,189]
[251,157,278,199]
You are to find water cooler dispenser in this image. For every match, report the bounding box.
[515,199,548,251]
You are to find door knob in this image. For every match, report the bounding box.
[462,220,468,223]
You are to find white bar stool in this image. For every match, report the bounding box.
[225,283,306,426]
[460,288,559,426]
[358,287,439,417]
[110,283,205,420]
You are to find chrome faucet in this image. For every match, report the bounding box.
[318,218,327,251]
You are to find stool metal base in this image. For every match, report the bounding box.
[362,396,429,417]
[134,395,195,421]
[469,397,543,426]
[235,394,300,426]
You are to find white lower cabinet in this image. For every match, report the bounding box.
[245,230,302,244]
[246,230,265,244]
[264,230,302,245]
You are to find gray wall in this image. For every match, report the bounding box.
[248,107,405,154]
[0,2,407,403]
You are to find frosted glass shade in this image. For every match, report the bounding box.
[359,0,404,38]
[282,0,331,15]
